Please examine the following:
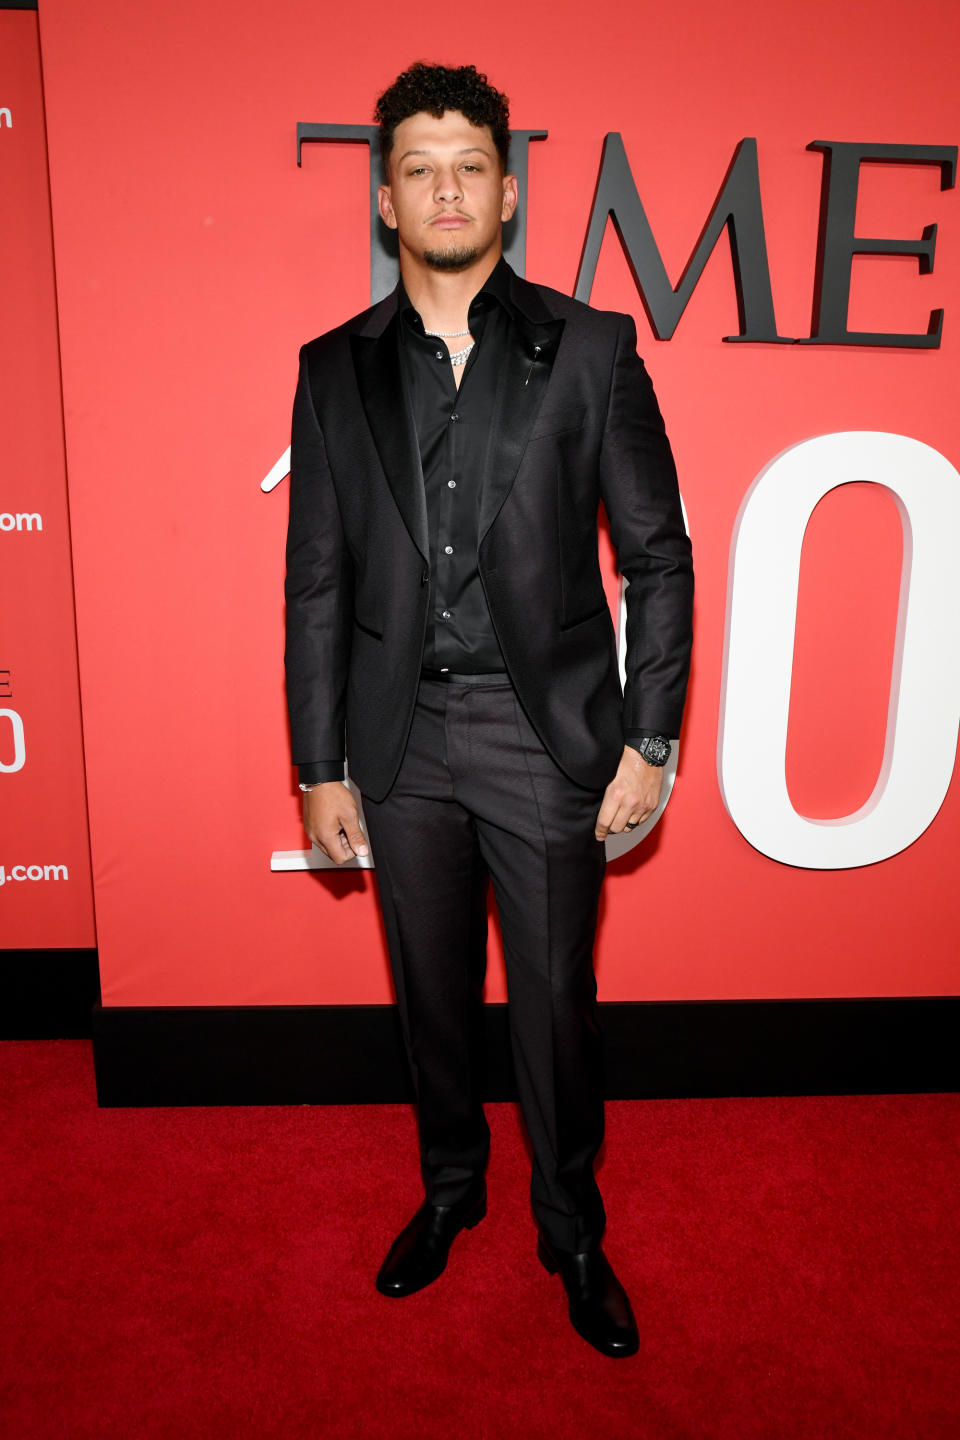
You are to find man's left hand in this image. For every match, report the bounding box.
[594,745,664,841]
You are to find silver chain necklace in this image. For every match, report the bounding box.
[445,340,475,366]
[424,325,474,367]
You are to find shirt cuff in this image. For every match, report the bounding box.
[298,761,345,784]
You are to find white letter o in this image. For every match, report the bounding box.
[719,432,960,869]
[0,708,26,773]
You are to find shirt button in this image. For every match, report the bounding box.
[447,480,457,489]
[441,609,451,620]
[444,545,454,555]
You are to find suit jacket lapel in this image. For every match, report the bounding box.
[349,272,566,557]
[478,281,565,543]
[350,311,429,563]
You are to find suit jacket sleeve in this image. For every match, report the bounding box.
[284,345,353,776]
[597,315,693,737]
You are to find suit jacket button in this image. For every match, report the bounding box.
[420,570,429,586]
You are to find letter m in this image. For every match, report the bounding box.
[575,135,787,342]
[17,513,42,531]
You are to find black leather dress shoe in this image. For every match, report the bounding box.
[376,1188,487,1297]
[538,1235,639,1357]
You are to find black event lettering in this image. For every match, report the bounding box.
[0,671,11,699]
[297,125,957,348]
[802,141,956,347]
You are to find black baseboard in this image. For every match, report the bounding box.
[2,948,100,1039]
[91,996,959,1107]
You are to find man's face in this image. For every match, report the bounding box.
[378,110,518,273]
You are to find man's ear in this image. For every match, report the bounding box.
[378,183,397,231]
[501,173,519,223]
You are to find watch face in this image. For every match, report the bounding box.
[641,736,672,767]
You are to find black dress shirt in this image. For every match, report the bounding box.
[298,258,656,785]
[399,258,511,675]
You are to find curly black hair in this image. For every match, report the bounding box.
[375,62,510,172]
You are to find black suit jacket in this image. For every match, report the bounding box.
[285,265,693,802]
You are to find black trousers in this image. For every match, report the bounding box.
[361,675,608,1253]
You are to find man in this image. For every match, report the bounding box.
[285,62,693,1359]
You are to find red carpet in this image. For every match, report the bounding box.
[1,1041,958,1439]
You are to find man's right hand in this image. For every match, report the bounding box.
[302,782,369,864]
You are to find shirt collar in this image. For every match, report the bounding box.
[398,256,515,337]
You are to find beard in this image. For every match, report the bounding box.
[423,243,482,272]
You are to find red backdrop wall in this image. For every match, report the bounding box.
[32,0,960,1004]
[0,8,94,949]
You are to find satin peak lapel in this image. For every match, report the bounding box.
[350,319,428,562]
[478,313,565,543]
